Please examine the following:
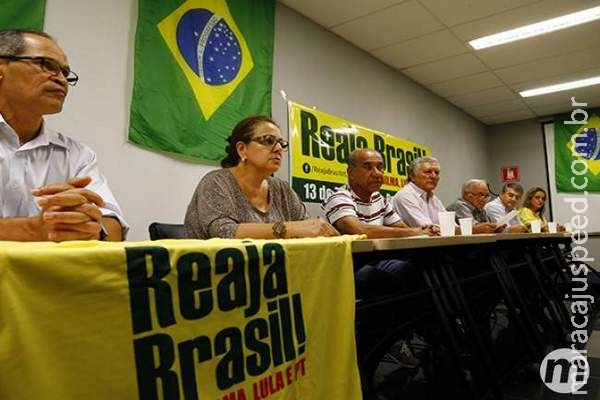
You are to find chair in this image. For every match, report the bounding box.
[148,222,186,240]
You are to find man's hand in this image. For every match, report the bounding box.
[421,224,440,236]
[508,224,529,233]
[494,223,507,233]
[33,176,104,207]
[473,222,499,234]
[33,176,106,241]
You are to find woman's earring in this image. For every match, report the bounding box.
[241,156,247,163]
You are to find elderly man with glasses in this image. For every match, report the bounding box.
[446,179,505,234]
[0,29,127,241]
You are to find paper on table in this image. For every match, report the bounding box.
[496,209,519,226]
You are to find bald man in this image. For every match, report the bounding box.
[322,149,438,298]
[446,179,504,234]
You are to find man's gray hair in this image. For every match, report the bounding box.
[408,156,440,176]
[0,29,52,56]
[461,179,487,195]
[501,182,523,194]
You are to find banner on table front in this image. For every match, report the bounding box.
[288,101,432,203]
[0,238,361,400]
[0,0,45,30]
[555,108,600,192]
[128,0,274,161]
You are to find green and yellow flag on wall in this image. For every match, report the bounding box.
[555,108,600,192]
[128,0,275,161]
[0,0,45,30]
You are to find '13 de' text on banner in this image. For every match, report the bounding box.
[128,0,274,161]
[0,238,361,400]
[289,101,432,203]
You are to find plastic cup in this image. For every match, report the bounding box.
[458,217,473,236]
[438,211,456,237]
[547,222,557,233]
[564,222,572,232]
[530,220,541,233]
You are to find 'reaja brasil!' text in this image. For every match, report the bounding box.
[126,243,307,400]
[299,109,428,175]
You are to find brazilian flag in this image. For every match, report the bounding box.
[0,0,45,30]
[555,108,600,192]
[128,0,275,161]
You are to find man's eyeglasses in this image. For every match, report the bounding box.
[468,192,490,199]
[249,135,289,151]
[0,55,79,86]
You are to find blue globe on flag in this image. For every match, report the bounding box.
[176,8,242,86]
[573,127,600,160]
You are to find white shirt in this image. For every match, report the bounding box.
[392,181,446,227]
[484,196,521,226]
[0,113,129,236]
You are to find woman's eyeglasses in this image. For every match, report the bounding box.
[249,135,289,151]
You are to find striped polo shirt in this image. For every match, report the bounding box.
[322,184,402,226]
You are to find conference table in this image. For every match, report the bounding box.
[351,231,598,399]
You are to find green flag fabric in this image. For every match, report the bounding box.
[555,108,600,192]
[128,0,275,161]
[0,0,45,30]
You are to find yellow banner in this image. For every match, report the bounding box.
[289,101,432,202]
[0,238,361,400]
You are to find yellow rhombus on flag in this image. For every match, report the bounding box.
[158,0,254,120]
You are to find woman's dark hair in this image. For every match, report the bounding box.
[522,186,547,217]
[220,115,279,167]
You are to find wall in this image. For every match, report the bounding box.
[44,0,214,241]
[487,118,600,268]
[41,0,488,240]
[486,119,548,197]
[272,5,489,215]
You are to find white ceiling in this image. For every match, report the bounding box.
[279,0,600,125]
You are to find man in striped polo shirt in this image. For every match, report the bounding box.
[322,148,438,298]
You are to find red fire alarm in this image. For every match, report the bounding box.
[501,166,520,183]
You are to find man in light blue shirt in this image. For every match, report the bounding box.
[484,183,528,233]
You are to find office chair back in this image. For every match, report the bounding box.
[148,222,186,240]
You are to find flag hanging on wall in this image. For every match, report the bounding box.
[0,0,45,30]
[555,108,600,192]
[128,0,275,161]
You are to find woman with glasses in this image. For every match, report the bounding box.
[184,115,339,239]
